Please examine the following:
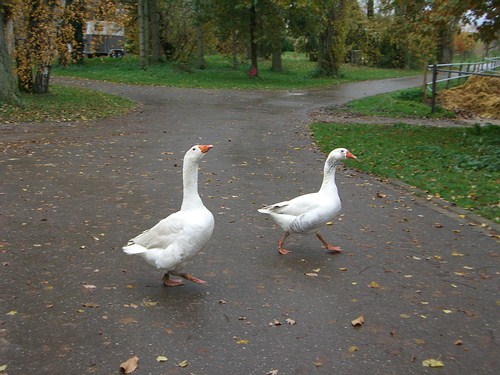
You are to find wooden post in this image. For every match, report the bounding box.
[431,64,438,113]
[422,63,428,100]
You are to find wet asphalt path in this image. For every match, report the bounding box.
[1,76,498,374]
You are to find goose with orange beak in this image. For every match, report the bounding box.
[259,148,357,255]
[123,144,214,286]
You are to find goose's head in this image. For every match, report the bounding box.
[325,148,357,171]
[184,144,213,162]
[328,148,357,161]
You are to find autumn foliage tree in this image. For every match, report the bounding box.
[10,0,124,94]
[0,2,22,106]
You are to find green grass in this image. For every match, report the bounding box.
[339,87,456,118]
[0,85,135,123]
[53,53,420,90]
[311,122,500,223]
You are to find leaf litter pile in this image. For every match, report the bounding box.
[439,75,500,119]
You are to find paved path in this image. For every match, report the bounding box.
[1,76,498,374]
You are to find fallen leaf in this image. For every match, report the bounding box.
[120,355,138,374]
[178,360,188,367]
[118,317,138,325]
[454,339,463,345]
[267,370,279,375]
[236,339,249,345]
[376,192,387,198]
[83,284,96,289]
[351,315,365,327]
[165,328,173,335]
[369,281,380,288]
[156,355,168,362]
[0,365,7,372]
[400,314,410,319]
[313,359,323,367]
[434,223,443,228]
[348,345,359,353]
[305,272,318,277]
[422,358,444,368]
[312,268,320,273]
[443,309,452,314]
[285,318,296,325]
[339,267,347,271]
[6,310,17,316]
[269,319,281,326]
[141,300,159,307]
[451,251,464,257]
[414,339,426,345]
[82,303,99,308]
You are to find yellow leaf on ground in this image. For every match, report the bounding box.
[348,345,359,353]
[6,310,17,316]
[422,358,444,368]
[236,339,249,345]
[178,360,188,367]
[351,315,365,327]
[156,355,168,362]
[369,281,380,288]
[451,251,464,256]
[120,355,139,374]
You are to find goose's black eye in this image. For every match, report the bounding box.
[192,147,196,151]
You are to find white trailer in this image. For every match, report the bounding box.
[83,21,125,58]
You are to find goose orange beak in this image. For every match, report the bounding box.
[346,150,357,159]
[198,144,213,154]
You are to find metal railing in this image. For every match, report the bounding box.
[425,57,500,113]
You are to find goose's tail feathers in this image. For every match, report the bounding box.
[123,243,147,255]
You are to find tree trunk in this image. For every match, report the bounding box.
[318,16,336,76]
[33,65,51,94]
[437,25,455,64]
[149,0,162,63]
[231,30,238,70]
[195,22,205,69]
[249,1,258,71]
[0,7,22,106]
[271,47,282,72]
[138,0,149,68]
[367,0,374,19]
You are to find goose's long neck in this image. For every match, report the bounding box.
[319,158,340,192]
[181,159,202,210]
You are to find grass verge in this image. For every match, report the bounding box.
[53,54,420,90]
[311,122,500,223]
[0,85,135,124]
[331,87,456,118]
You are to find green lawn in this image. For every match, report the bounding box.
[53,53,419,90]
[0,85,135,123]
[311,122,500,223]
[334,87,456,118]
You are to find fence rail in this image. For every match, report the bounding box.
[425,57,500,113]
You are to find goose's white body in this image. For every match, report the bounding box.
[258,148,356,254]
[123,145,214,286]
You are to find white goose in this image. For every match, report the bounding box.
[258,148,356,255]
[123,144,215,286]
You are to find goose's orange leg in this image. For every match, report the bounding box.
[278,231,291,255]
[316,233,341,253]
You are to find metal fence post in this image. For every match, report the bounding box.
[431,64,438,113]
